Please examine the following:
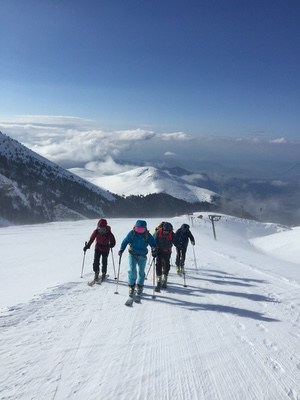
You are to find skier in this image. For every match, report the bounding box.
[83,218,116,281]
[153,222,177,291]
[118,220,157,298]
[174,223,195,273]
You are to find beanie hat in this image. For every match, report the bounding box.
[98,218,107,228]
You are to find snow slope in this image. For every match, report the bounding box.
[250,227,300,264]
[0,214,299,400]
[69,166,218,203]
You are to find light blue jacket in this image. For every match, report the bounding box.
[120,230,156,256]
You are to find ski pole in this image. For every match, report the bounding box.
[192,244,198,272]
[111,248,117,279]
[114,254,122,294]
[152,257,156,299]
[145,258,154,279]
[80,242,87,278]
[182,268,187,287]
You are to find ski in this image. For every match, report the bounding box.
[96,274,109,285]
[88,274,109,286]
[88,279,97,286]
[125,296,134,307]
[125,291,143,306]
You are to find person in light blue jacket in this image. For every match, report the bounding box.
[118,220,157,297]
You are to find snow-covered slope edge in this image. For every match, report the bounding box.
[250,226,300,264]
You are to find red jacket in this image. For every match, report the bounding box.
[87,226,116,253]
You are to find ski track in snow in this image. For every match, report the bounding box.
[0,219,300,400]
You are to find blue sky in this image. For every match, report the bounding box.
[0,0,299,178]
[1,0,299,137]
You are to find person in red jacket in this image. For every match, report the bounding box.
[83,218,116,281]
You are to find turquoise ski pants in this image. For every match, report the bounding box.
[128,253,147,286]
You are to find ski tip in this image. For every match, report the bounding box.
[125,301,134,307]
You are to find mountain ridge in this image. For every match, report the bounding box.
[69,165,219,204]
[0,131,216,226]
[0,131,121,225]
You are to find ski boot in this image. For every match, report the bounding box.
[155,276,162,292]
[137,284,143,295]
[161,274,168,289]
[135,284,143,303]
[94,271,99,281]
[128,285,135,298]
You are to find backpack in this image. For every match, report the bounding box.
[130,228,149,243]
[157,222,173,242]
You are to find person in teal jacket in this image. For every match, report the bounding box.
[118,220,157,297]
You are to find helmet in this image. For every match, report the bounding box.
[162,222,173,231]
[134,220,147,234]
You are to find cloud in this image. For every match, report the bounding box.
[271,180,288,187]
[0,115,197,167]
[270,137,287,144]
[116,128,156,141]
[85,156,134,176]
[181,173,208,184]
[1,115,299,176]
[160,132,192,141]
[0,115,161,166]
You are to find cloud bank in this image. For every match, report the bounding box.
[0,115,298,177]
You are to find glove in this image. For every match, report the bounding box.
[151,248,157,258]
[191,241,195,246]
[83,244,90,252]
[118,250,123,257]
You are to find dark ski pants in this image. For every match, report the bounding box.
[93,251,109,274]
[156,251,171,276]
[175,246,187,267]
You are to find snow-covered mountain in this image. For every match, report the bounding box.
[1,213,299,399]
[0,131,120,226]
[69,165,219,204]
[0,132,218,226]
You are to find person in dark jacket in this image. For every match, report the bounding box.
[174,223,195,273]
[153,222,177,290]
[83,218,116,281]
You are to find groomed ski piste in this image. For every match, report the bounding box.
[0,213,299,400]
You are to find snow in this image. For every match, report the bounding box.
[0,213,299,400]
[250,227,300,265]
